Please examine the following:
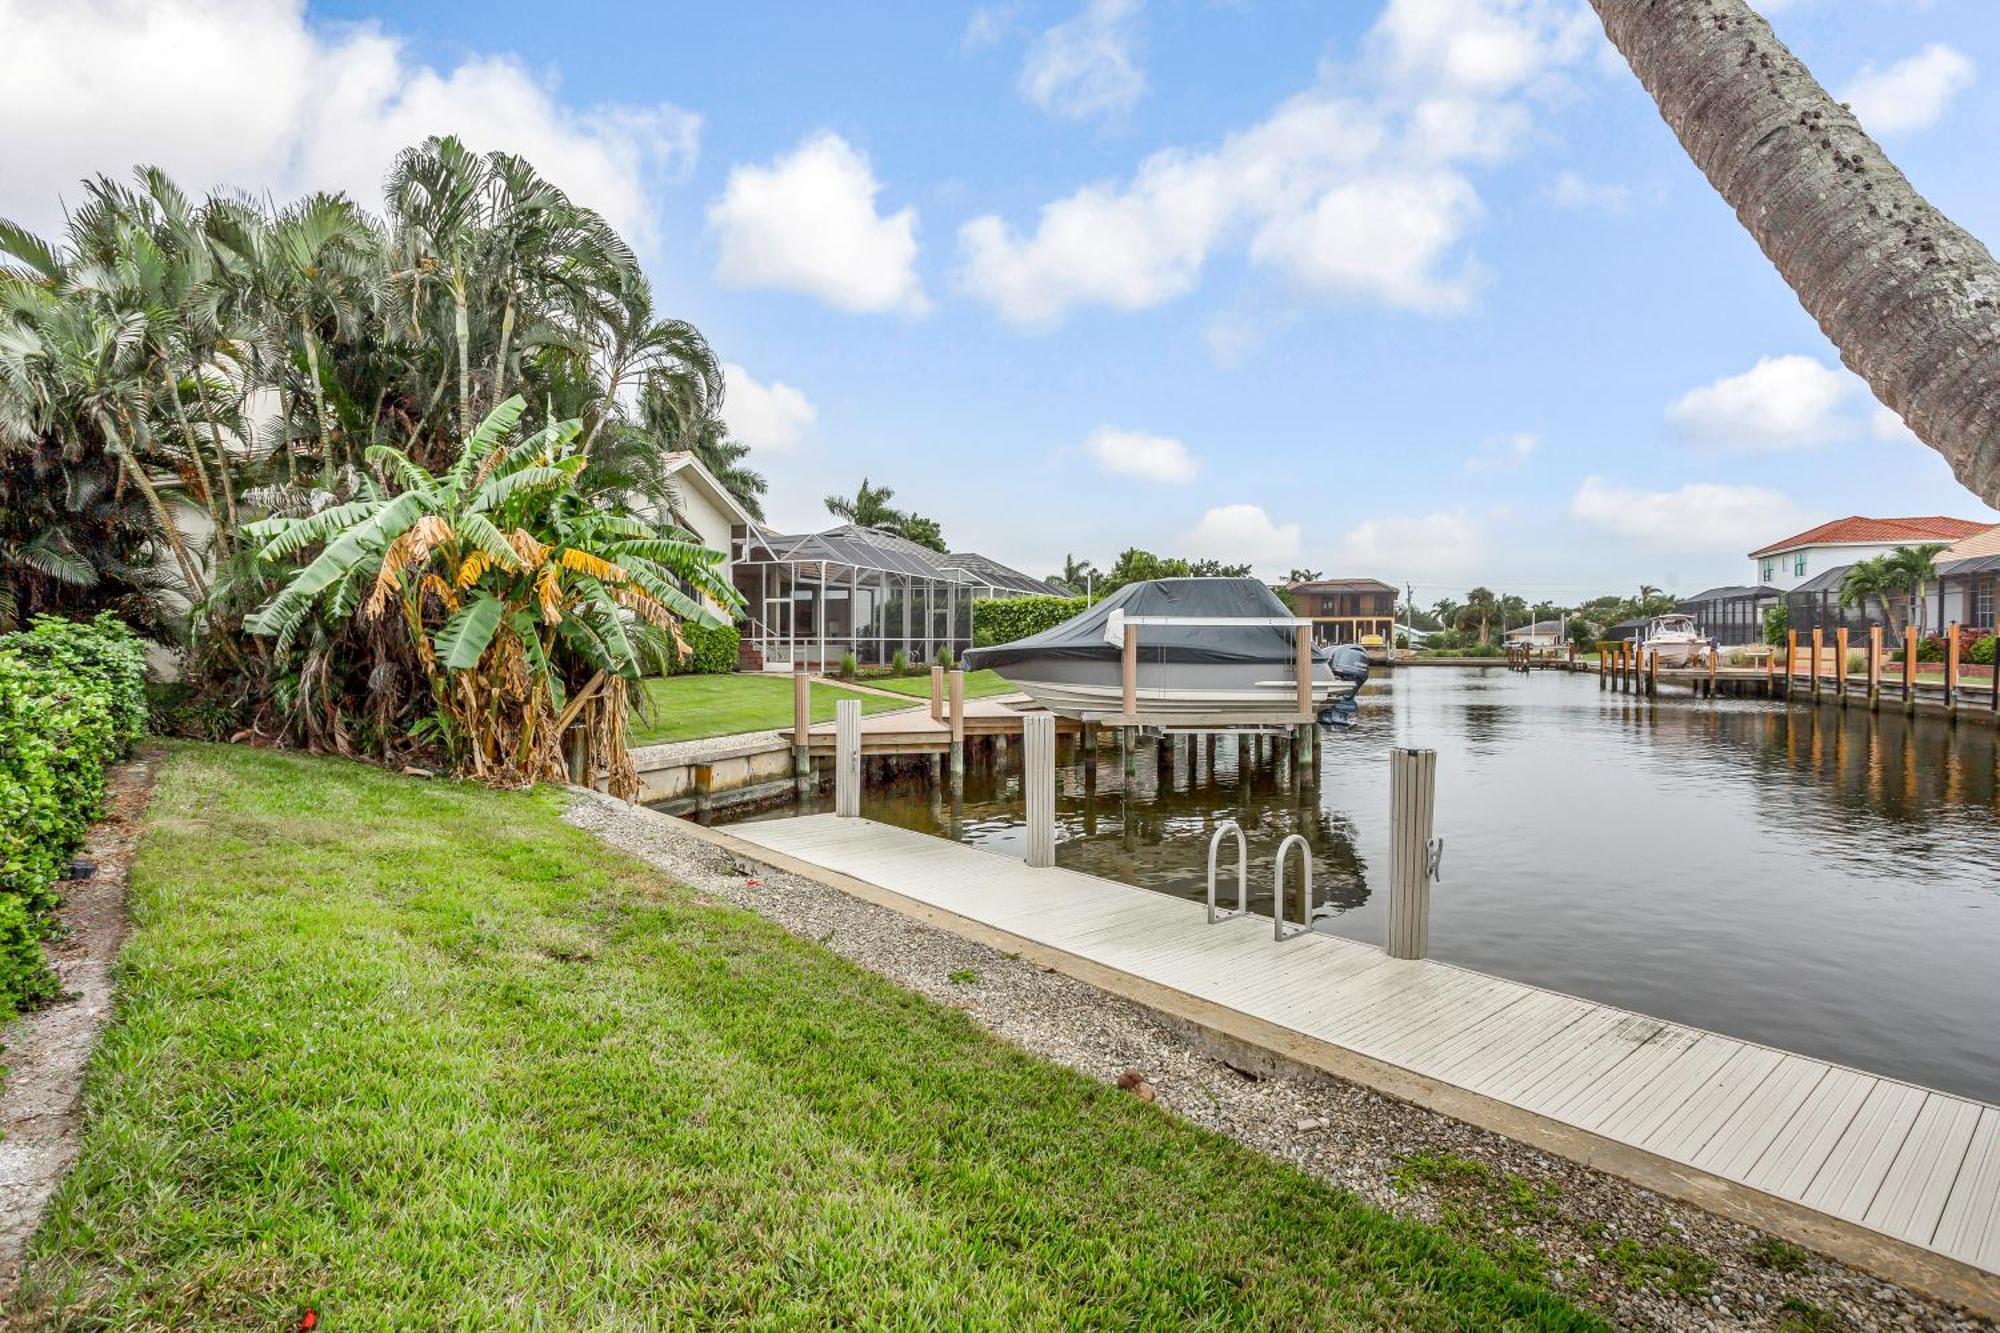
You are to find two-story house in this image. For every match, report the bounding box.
[1288,577,1398,646]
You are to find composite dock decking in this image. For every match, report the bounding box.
[727,813,2000,1289]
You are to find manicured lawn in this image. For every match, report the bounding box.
[633,672,914,744]
[864,668,1019,699]
[13,743,1604,1329]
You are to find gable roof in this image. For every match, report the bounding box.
[1748,516,1989,559]
[660,452,757,529]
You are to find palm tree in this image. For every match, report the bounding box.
[825,477,905,529]
[1838,556,1899,635]
[1592,2,2000,503]
[1884,543,1948,636]
[1457,587,1499,646]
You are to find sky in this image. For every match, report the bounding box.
[5,0,1998,604]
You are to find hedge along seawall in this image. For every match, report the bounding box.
[0,613,148,1017]
[972,596,1088,648]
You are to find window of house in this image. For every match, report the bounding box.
[1793,553,1807,577]
[1760,559,1775,582]
[1978,579,1995,627]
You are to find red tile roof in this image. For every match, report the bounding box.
[1748,516,1993,559]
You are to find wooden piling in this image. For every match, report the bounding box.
[1706,644,1718,698]
[834,698,861,817]
[1904,627,1918,714]
[1810,629,1823,698]
[948,668,966,790]
[1835,627,1849,706]
[1946,623,1961,723]
[1646,645,1658,697]
[1295,625,1312,722]
[1387,748,1437,961]
[1023,712,1056,868]
[1787,629,1798,692]
[1121,622,1139,719]
[1868,625,1883,711]
[929,664,944,722]
[792,665,812,796]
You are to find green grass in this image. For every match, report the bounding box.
[13,743,1606,1330]
[632,672,915,744]
[865,668,1018,699]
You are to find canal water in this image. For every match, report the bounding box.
[723,667,2000,1103]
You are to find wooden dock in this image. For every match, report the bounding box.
[725,813,2000,1303]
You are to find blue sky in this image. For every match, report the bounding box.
[7,0,1997,602]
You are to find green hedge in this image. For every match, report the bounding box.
[664,621,740,675]
[0,613,147,1016]
[973,596,1088,648]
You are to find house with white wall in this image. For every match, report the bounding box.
[1747,516,1991,592]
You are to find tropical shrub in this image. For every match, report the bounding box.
[1969,633,1996,666]
[838,651,859,680]
[662,622,739,676]
[891,649,909,675]
[0,613,147,1016]
[936,646,955,671]
[973,595,1088,647]
[243,398,739,797]
[1762,604,1790,646]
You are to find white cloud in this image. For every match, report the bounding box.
[1869,403,1922,445]
[1466,431,1538,472]
[961,3,1020,54]
[1335,512,1487,584]
[959,0,1592,326]
[1187,504,1302,570]
[708,132,928,315]
[1084,427,1198,483]
[1018,0,1146,121]
[0,0,699,247]
[1548,170,1631,213]
[1667,355,1856,451]
[1840,44,1974,134]
[721,362,816,454]
[1367,0,1597,98]
[1570,476,1800,549]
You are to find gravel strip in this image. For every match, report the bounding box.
[565,794,1992,1333]
[628,730,789,770]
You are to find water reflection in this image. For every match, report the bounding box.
[730,669,2000,1101]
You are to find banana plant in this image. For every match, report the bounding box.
[243,394,740,787]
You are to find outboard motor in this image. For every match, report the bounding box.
[1317,643,1371,728]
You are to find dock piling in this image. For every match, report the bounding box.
[1023,713,1056,868]
[948,669,966,794]
[1946,623,1961,723]
[929,665,944,722]
[1836,628,1849,706]
[792,665,812,796]
[1868,625,1883,711]
[1811,629,1823,699]
[834,699,861,817]
[1387,748,1438,961]
[1904,627,1917,714]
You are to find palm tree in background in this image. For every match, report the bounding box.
[825,477,905,529]
[1593,1,2000,503]
[1457,587,1499,646]
[1884,543,1949,636]
[1838,557,1900,636]
[684,413,767,521]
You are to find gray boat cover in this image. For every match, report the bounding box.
[964,578,1315,669]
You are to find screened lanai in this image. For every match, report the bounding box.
[731,523,1059,670]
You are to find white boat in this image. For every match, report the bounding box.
[962,578,1369,726]
[1639,613,1713,668]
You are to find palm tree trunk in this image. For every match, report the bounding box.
[116,449,206,601]
[300,311,336,468]
[491,290,516,414]
[453,280,471,440]
[192,373,240,532]
[163,366,228,558]
[1592,0,2000,502]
